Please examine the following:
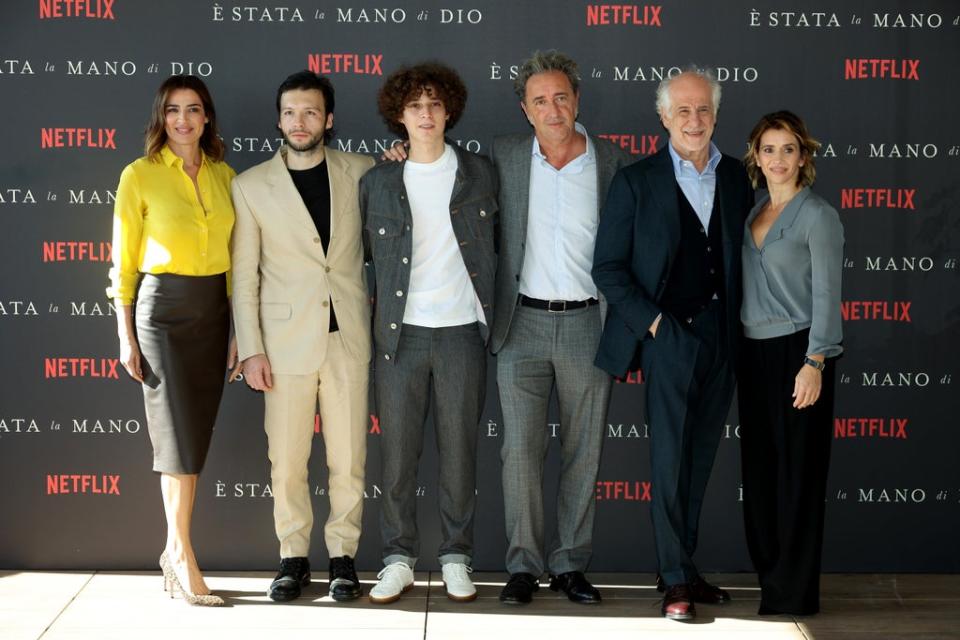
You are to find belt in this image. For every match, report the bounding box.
[519,295,599,313]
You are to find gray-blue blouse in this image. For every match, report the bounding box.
[741,187,844,357]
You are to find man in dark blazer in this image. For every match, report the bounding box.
[491,50,632,605]
[592,69,753,621]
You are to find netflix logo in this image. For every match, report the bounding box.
[39,0,115,19]
[42,241,111,262]
[844,58,920,80]
[597,134,659,156]
[307,53,383,75]
[44,357,120,379]
[834,417,908,440]
[41,128,116,149]
[596,480,652,501]
[46,474,120,495]
[586,4,662,26]
[614,369,645,384]
[841,301,911,322]
[315,413,380,434]
[840,188,916,209]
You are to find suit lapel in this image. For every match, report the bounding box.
[326,148,350,247]
[647,147,681,254]
[509,136,533,241]
[716,157,741,281]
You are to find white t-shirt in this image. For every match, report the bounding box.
[402,144,482,327]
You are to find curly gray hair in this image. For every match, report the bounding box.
[513,50,581,101]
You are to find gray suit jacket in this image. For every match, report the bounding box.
[489,132,633,354]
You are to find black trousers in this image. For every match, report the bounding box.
[642,301,735,586]
[738,329,835,615]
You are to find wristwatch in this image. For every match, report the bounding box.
[803,356,826,371]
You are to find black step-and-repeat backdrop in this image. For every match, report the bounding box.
[1,1,958,573]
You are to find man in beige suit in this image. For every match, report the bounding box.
[231,71,374,603]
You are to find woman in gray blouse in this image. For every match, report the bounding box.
[738,111,843,616]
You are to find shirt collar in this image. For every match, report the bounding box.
[160,144,207,169]
[667,140,721,177]
[531,122,594,161]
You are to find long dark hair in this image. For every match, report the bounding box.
[144,74,225,161]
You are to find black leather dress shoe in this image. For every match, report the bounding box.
[662,583,695,621]
[269,556,311,602]
[329,555,362,601]
[690,576,731,604]
[499,572,540,605]
[548,571,601,604]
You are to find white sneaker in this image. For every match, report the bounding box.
[442,563,477,602]
[369,562,414,604]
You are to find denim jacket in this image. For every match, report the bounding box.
[359,143,499,362]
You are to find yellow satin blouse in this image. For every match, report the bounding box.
[107,145,236,304]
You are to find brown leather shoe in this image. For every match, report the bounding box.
[661,583,695,620]
[690,576,730,604]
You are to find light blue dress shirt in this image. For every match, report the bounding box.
[668,141,721,230]
[519,122,599,301]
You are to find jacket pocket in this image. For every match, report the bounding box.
[364,212,404,259]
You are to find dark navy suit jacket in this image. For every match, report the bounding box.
[591,145,753,377]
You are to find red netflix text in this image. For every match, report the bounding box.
[844,58,919,80]
[41,128,116,148]
[597,134,659,156]
[44,358,120,379]
[307,53,383,75]
[42,241,112,262]
[835,418,908,439]
[596,480,652,501]
[840,188,916,209]
[39,0,115,19]
[46,474,120,494]
[841,301,911,322]
[586,4,662,26]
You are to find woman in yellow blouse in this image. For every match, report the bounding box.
[107,75,238,606]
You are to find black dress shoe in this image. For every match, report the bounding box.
[269,557,310,602]
[662,583,695,621]
[499,572,540,605]
[548,571,601,604]
[329,555,362,601]
[690,575,731,604]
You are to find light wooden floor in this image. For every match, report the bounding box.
[2,571,958,639]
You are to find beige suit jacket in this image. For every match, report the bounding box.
[231,147,375,374]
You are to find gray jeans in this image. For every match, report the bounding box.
[375,322,486,568]
[497,303,611,576]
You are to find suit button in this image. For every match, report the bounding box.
[406,225,411,231]
[313,237,321,244]
[479,210,487,217]
[402,257,409,264]
[396,290,404,297]
[707,246,712,252]
[325,266,331,272]
[322,301,329,307]
[390,323,397,330]
[384,354,391,360]
[378,228,386,235]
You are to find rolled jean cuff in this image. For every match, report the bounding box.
[439,553,472,566]
[383,553,417,569]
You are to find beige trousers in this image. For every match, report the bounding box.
[264,331,368,558]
